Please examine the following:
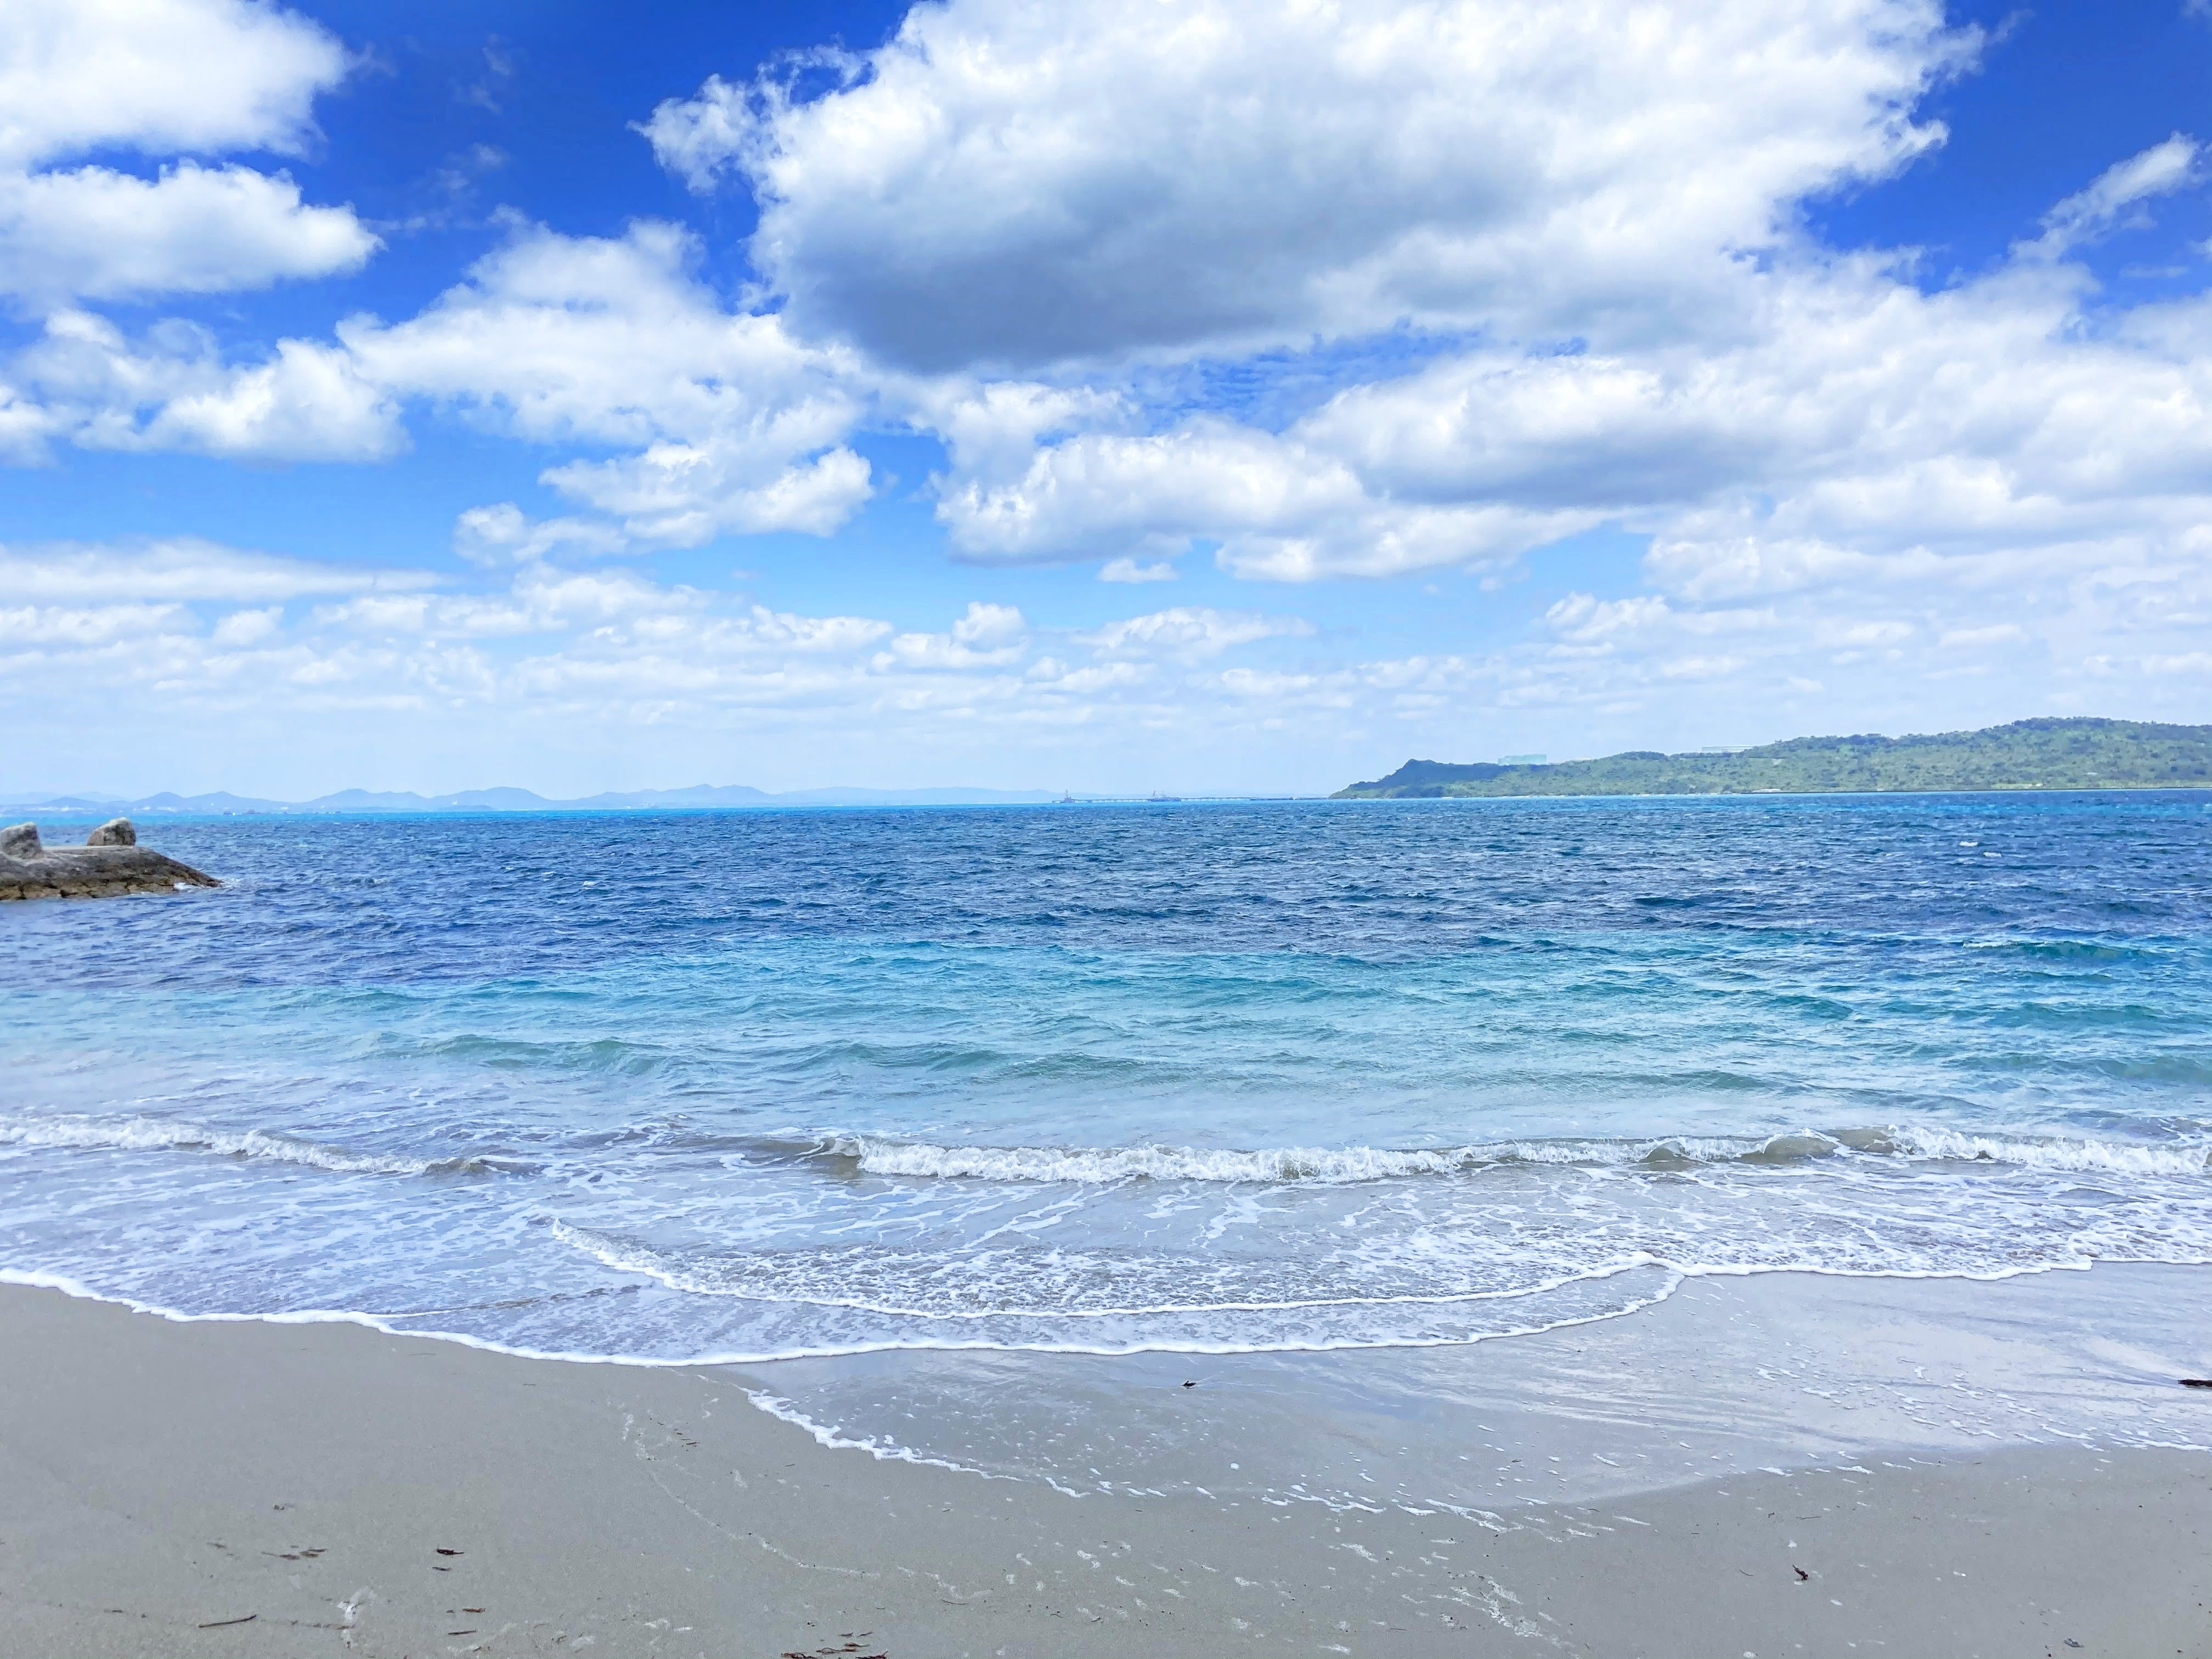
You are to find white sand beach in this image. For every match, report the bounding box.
[2,1282,2205,1659]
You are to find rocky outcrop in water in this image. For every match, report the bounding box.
[0,820,219,900]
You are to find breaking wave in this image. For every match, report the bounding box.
[816,1126,2211,1184]
[0,1111,504,1177]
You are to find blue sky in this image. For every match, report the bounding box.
[3,0,2210,798]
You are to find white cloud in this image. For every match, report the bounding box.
[0,551,1319,737]
[211,605,283,646]
[544,440,872,545]
[0,537,436,601]
[313,563,694,639]
[140,335,397,459]
[1077,606,1313,662]
[924,139,2212,600]
[2021,134,2202,261]
[9,309,401,460]
[340,220,875,539]
[952,600,1027,648]
[0,602,187,645]
[874,600,1030,670]
[337,222,827,445]
[653,0,1966,369]
[5,219,867,516]
[936,415,1592,579]
[1099,557,1177,583]
[453,504,630,567]
[0,162,375,306]
[0,0,346,167]
[0,0,373,305]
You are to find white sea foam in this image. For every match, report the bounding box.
[0,1111,493,1177]
[826,1127,2210,1184]
[834,1137,1510,1182]
[1880,1125,2212,1176]
[739,1390,1037,1484]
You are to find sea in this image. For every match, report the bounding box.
[5,793,2210,1511]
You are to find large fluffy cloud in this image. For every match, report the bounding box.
[647,0,1965,369]
[0,0,345,165]
[7,220,874,533]
[338,221,877,543]
[0,0,373,306]
[0,162,373,305]
[944,219,2212,579]
[629,0,2212,731]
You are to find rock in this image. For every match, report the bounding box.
[0,821,219,901]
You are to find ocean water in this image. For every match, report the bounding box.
[5,794,2211,1499]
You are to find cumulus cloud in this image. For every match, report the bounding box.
[651,0,1966,369]
[0,162,375,304]
[1077,606,1313,662]
[627,0,2212,721]
[10,309,401,460]
[0,0,373,306]
[453,504,630,567]
[936,415,1594,579]
[5,220,869,518]
[1099,557,1177,583]
[0,0,346,166]
[916,137,2212,611]
[874,600,1030,670]
[543,441,871,545]
[339,220,874,539]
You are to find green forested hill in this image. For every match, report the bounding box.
[1335,718,2212,798]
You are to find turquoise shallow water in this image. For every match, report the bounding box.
[3,795,2210,1372]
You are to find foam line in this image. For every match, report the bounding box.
[817,1127,2210,1183]
[0,1112,498,1177]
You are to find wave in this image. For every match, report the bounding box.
[1874,1125,2212,1176]
[0,1112,507,1177]
[809,1126,2211,1184]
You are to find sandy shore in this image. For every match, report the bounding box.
[1,1283,2204,1659]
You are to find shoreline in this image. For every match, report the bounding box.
[3,1282,2206,1657]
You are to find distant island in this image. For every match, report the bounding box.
[1335,718,2212,798]
[0,783,1062,817]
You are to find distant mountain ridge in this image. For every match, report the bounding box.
[1335,718,2212,798]
[1,782,1059,816]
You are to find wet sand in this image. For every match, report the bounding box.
[1,1283,2205,1658]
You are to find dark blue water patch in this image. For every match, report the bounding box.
[4,792,2211,991]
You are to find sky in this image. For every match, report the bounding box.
[2,0,2210,799]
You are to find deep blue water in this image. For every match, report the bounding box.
[3,794,2209,1365]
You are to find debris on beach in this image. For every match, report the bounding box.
[0,819,218,900]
